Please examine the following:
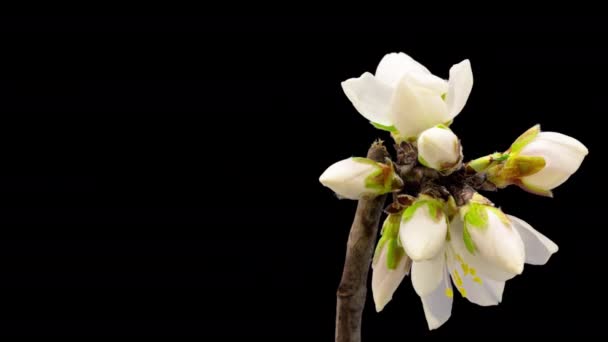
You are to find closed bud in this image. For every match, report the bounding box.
[417,125,463,174]
[478,125,588,197]
[459,197,525,276]
[319,157,403,200]
[399,195,448,261]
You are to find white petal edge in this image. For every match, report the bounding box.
[411,248,445,297]
[446,245,505,306]
[420,264,453,330]
[508,215,558,265]
[537,132,589,155]
[375,52,431,88]
[446,59,473,120]
[372,245,411,312]
[341,72,394,126]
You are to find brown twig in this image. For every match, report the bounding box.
[335,140,389,342]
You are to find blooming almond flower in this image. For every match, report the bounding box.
[371,214,412,312]
[319,157,403,200]
[372,192,559,330]
[469,125,589,197]
[341,52,473,139]
[417,124,463,174]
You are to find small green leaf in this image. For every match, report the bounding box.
[463,223,476,254]
[370,121,398,133]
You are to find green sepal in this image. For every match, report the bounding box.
[370,121,398,133]
[505,155,546,177]
[351,157,378,166]
[463,203,489,230]
[386,238,405,270]
[467,152,506,173]
[418,154,431,168]
[351,158,402,194]
[374,214,402,265]
[510,124,540,154]
[402,196,445,224]
[373,237,388,265]
[463,223,477,254]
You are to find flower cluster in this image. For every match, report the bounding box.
[320,53,588,330]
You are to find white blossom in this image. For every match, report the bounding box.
[341,52,473,139]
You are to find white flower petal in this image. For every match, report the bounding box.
[520,132,589,190]
[372,244,411,312]
[466,209,525,275]
[420,265,453,330]
[341,72,394,126]
[508,215,558,265]
[449,218,518,281]
[446,59,473,120]
[390,74,450,139]
[399,203,448,261]
[446,245,505,306]
[375,52,431,87]
[406,71,449,95]
[411,248,445,297]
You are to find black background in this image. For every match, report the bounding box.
[0,15,605,337]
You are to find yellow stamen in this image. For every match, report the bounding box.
[452,270,463,287]
[462,263,469,276]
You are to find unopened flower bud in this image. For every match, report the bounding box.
[319,157,403,200]
[399,195,448,261]
[417,125,463,175]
